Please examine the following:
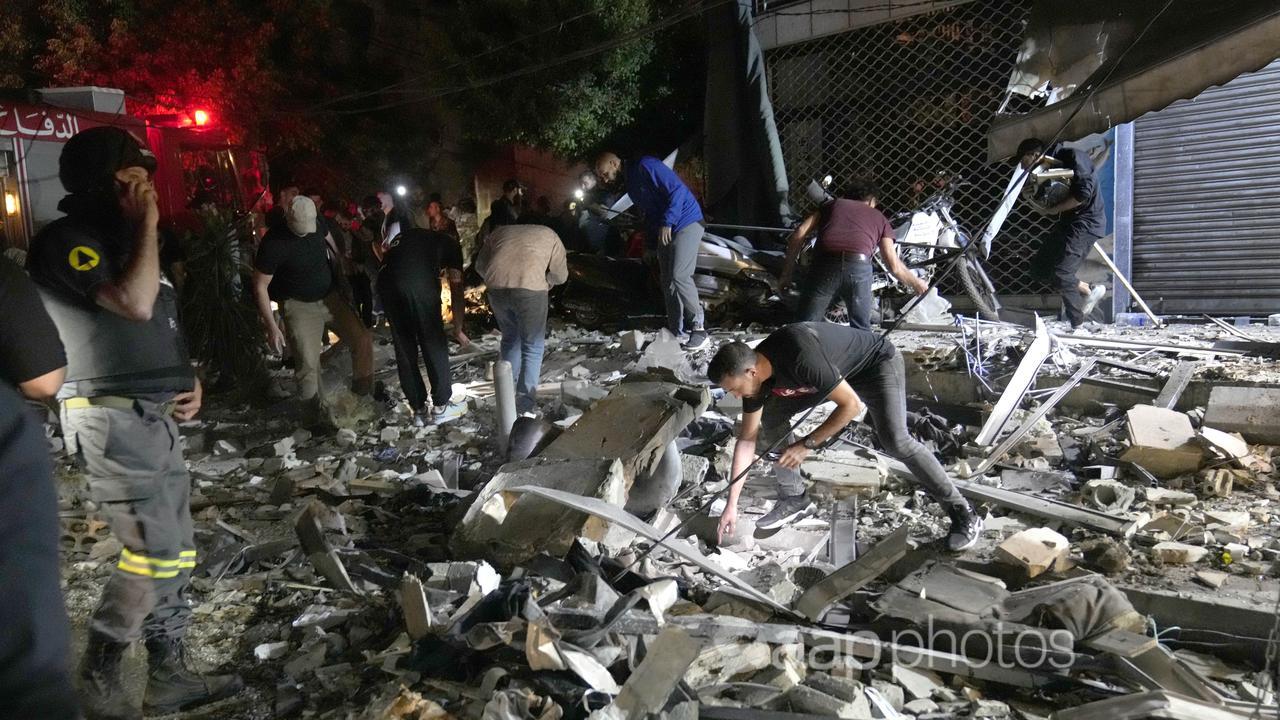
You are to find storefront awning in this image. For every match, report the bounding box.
[987,0,1280,162]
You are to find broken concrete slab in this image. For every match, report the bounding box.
[1120,405,1203,479]
[1143,488,1197,507]
[1203,386,1280,445]
[591,626,702,720]
[994,528,1070,578]
[795,525,912,622]
[1197,427,1250,464]
[1150,542,1208,565]
[892,664,944,701]
[1193,570,1229,590]
[619,330,648,353]
[540,372,711,490]
[561,380,609,410]
[451,457,628,565]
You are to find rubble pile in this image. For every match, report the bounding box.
[54,319,1280,719]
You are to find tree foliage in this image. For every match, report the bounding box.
[434,0,692,157]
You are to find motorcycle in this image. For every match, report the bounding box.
[792,173,1002,321]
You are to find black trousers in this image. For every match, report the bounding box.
[797,255,874,330]
[1031,222,1098,327]
[758,349,968,511]
[380,278,452,410]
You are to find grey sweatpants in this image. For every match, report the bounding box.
[758,349,968,511]
[61,399,195,643]
[657,223,705,335]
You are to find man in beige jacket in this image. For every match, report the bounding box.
[476,216,568,414]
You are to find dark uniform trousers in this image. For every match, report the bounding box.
[61,398,195,644]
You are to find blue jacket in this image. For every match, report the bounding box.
[624,156,703,236]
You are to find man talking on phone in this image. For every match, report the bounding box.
[28,126,242,719]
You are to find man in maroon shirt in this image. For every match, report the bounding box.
[779,177,926,330]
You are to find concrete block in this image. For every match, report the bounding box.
[379,426,400,443]
[892,664,944,701]
[1204,386,1280,444]
[1083,479,1137,512]
[994,527,1070,578]
[1194,570,1229,589]
[450,457,628,566]
[1143,487,1197,507]
[335,428,358,448]
[903,698,940,715]
[1121,405,1203,479]
[1151,541,1209,565]
[619,330,648,353]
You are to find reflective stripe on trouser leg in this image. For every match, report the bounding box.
[65,400,198,644]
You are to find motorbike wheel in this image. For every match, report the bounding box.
[957,255,1001,321]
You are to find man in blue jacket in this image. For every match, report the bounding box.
[596,152,708,350]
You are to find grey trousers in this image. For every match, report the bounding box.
[657,223,705,335]
[759,349,968,510]
[62,399,195,643]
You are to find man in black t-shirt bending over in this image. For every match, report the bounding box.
[707,323,982,552]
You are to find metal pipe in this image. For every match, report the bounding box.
[704,223,793,234]
[493,360,517,456]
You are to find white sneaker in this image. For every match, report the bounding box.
[431,400,467,425]
[1081,284,1107,316]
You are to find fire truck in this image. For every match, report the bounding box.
[0,86,267,252]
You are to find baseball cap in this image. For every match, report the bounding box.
[287,195,318,236]
[59,126,158,194]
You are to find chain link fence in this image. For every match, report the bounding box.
[764,0,1054,296]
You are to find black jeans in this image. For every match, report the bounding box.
[797,254,874,330]
[380,277,452,410]
[759,348,968,511]
[1031,222,1098,327]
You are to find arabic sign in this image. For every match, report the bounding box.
[0,105,81,141]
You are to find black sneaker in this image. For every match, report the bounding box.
[946,505,984,552]
[757,493,817,531]
[683,330,710,351]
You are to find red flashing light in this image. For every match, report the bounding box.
[192,109,211,126]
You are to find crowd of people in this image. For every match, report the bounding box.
[0,122,1106,718]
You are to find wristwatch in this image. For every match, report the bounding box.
[802,434,822,450]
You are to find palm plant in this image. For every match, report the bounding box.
[178,207,269,399]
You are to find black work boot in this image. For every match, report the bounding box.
[143,637,244,715]
[946,504,984,552]
[79,630,140,720]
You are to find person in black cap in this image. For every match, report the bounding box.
[27,125,242,719]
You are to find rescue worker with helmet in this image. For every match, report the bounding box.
[27,126,242,719]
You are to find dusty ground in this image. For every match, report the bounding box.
[52,315,1280,718]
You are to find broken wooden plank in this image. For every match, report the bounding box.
[975,315,1051,446]
[796,524,912,622]
[508,485,797,616]
[1152,360,1201,410]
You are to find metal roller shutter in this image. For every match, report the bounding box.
[1132,59,1280,315]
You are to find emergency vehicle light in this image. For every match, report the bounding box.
[192,109,211,126]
